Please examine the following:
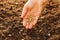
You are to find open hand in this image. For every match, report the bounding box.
[21,0,48,29]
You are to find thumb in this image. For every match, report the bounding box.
[20,0,30,18]
[21,0,34,18]
[20,6,28,18]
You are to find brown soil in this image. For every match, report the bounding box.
[0,0,60,40]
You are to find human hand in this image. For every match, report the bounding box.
[21,0,48,29]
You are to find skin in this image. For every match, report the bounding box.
[21,0,48,29]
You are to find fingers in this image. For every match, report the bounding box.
[23,16,34,29]
[23,18,27,26]
[26,22,33,29]
[28,16,39,29]
[28,15,40,29]
[24,16,39,29]
[26,23,29,29]
[28,22,33,29]
[33,16,39,26]
[21,0,34,18]
[21,6,28,18]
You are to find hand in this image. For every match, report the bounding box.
[21,0,48,29]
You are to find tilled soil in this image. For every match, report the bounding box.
[0,0,60,40]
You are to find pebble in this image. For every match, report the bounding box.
[48,33,51,36]
[8,34,12,36]
[15,2,18,4]
[21,39,25,40]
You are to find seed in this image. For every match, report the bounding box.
[26,13,35,23]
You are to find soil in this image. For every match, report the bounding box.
[0,0,60,40]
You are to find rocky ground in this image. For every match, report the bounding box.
[0,0,60,40]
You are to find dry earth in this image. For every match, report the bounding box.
[0,0,60,40]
